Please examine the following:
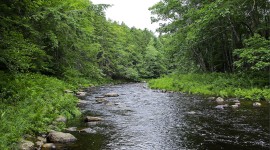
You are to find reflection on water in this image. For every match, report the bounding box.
[66,83,269,150]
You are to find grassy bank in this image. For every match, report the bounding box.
[0,71,106,149]
[148,73,270,101]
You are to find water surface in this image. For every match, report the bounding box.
[66,83,270,150]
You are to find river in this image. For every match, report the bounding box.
[66,83,269,150]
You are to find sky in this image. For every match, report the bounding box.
[90,0,160,32]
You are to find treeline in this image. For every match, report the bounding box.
[150,0,269,76]
[0,0,166,82]
[148,0,270,100]
[0,0,167,148]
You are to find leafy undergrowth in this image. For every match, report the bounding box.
[0,72,82,149]
[148,73,270,101]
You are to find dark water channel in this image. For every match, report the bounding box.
[66,83,269,150]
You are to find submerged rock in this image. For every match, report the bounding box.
[66,127,77,132]
[96,98,107,104]
[80,128,97,134]
[18,140,34,150]
[87,121,101,126]
[105,102,114,106]
[42,143,56,150]
[47,131,77,143]
[104,92,119,97]
[85,116,103,122]
[95,95,105,98]
[253,102,262,107]
[186,111,196,115]
[78,100,88,104]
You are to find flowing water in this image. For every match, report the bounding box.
[66,83,269,150]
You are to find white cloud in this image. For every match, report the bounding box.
[90,0,160,32]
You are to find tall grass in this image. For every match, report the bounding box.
[0,72,81,149]
[148,73,270,101]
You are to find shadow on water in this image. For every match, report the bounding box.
[65,83,269,150]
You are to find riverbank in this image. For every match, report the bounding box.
[148,73,270,101]
[0,71,111,149]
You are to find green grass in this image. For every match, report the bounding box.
[0,72,83,149]
[148,73,270,101]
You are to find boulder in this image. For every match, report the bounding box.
[80,128,97,134]
[47,131,77,143]
[85,116,103,122]
[55,116,67,123]
[253,102,262,107]
[104,92,119,97]
[41,143,56,150]
[216,97,224,103]
[18,140,34,150]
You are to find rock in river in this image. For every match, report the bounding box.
[95,95,105,98]
[96,98,107,104]
[104,92,119,97]
[186,111,196,115]
[66,127,77,132]
[76,92,87,99]
[80,128,97,134]
[85,116,103,122]
[42,143,56,150]
[47,131,77,143]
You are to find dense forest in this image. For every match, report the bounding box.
[149,0,270,100]
[0,0,269,149]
